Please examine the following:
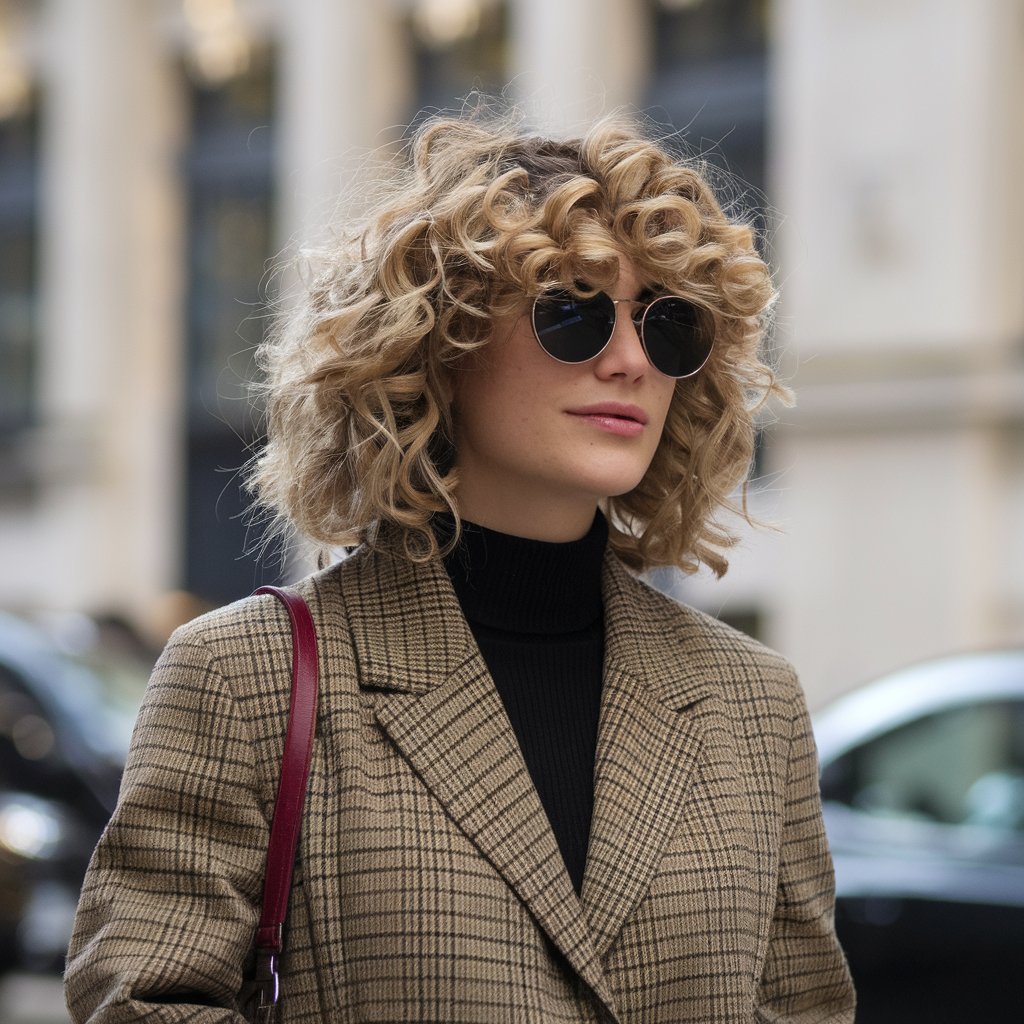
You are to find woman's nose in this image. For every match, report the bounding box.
[593,304,649,381]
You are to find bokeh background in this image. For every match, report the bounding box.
[0,1,1022,1018]
[3,0,1022,704]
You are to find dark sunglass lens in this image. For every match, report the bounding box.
[641,297,713,377]
[532,291,614,363]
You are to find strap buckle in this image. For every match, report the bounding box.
[249,948,280,1024]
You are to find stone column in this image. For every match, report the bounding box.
[29,0,185,614]
[275,0,411,250]
[761,0,1024,699]
[272,0,412,576]
[508,0,650,133]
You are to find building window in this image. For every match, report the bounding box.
[646,0,774,506]
[645,0,770,197]
[0,93,39,440]
[182,46,279,604]
[406,0,509,119]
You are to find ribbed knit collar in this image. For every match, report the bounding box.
[436,511,608,635]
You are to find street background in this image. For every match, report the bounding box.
[0,972,67,1023]
[0,1,1022,1021]
[3,0,1022,707]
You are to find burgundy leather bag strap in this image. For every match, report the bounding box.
[246,585,319,1023]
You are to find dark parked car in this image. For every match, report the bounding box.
[815,650,1024,1023]
[0,612,148,970]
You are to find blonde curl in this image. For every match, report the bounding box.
[248,106,790,573]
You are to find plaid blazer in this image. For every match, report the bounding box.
[66,537,854,1023]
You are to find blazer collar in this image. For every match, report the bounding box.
[340,537,476,695]
[600,553,720,710]
[341,529,718,711]
[334,533,720,1017]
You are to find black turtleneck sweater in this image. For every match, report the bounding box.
[437,512,608,896]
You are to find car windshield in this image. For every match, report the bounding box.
[0,612,151,767]
[63,650,149,760]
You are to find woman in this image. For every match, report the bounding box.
[65,109,855,1022]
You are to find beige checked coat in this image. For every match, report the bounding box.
[65,535,855,1023]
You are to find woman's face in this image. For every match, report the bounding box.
[451,254,677,540]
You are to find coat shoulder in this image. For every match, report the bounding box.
[145,560,362,736]
[164,559,355,657]
[610,561,803,710]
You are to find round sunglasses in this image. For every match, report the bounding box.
[531,289,714,379]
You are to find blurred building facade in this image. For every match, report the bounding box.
[0,0,1021,704]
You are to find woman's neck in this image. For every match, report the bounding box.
[450,491,600,543]
[436,510,608,634]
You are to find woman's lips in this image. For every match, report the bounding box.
[566,403,648,437]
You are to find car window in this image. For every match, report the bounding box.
[0,664,63,796]
[820,699,1024,832]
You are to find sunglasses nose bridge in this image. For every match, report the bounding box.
[595,299,651,378]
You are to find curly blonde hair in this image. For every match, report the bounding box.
[249,107,787,575]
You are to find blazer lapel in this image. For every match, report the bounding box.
[339,541,621,1019]
[580,555,718,958]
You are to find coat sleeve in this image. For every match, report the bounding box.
[755,689,856,1024]
[64,624,268,1023]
